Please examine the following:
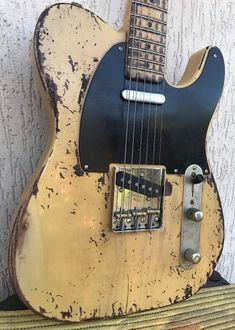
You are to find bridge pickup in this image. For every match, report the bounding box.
[116,171,162,197]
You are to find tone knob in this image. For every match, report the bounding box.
[186,208,204,222]
[191,173,204,184]
[184,248,201,264]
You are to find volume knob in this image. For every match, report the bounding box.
[184,248,201,264]
[186,208,204,222]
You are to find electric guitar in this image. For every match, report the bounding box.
[9,0,225,322]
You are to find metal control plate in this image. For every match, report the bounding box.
[180,164,204,269]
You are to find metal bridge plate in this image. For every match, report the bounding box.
[111,164,166,233]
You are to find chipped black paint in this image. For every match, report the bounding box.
[74,147,84,176]
[68,55,78,72]
[61,310,72,319]
[59,172,65,179]
[45,74,62,132]
[71,2,82,9]
[73,164,84,176]
[39,306,46,314]
[90,237,98,247]
[98,174,105,186]
[32,181,39,197]
[78,73,90,108]
[206,174,216,192]
[90,12,102,30]
[34,6,50,68]
[96,174,106,192]
[173,295,180,303]
[183,285,192,299]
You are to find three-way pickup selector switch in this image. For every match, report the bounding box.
[186,208,204,222]
[184,248,201,264]
[191,173,204,184]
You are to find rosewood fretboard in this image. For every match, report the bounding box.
[126,0,168,83]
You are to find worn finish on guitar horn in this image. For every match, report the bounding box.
[9,3,224,322]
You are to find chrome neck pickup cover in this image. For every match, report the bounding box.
[122,90,166,105]
[111,165,166,233]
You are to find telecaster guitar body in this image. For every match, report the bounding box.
[9,3,224,322]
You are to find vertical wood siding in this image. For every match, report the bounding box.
[0,0,234,301]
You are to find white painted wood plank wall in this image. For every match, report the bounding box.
[0,0,234,301]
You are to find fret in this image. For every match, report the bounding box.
[129,36,165,48]
[130,41,165,55]
[130,13,167,26]
[128,70,164,83]
[136,6,167,23]
[128,50,165,63]
[130,25,166,37]
[130,30,166,45]
[127,56,165,66]
[127,65,164,75]
[128,46,166,57]
[130,15,167,34]
[127,58,164,68]
[132,0,168,13]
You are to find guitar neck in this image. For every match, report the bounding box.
[126,0,168,83]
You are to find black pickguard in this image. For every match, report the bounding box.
[79,43,224,174]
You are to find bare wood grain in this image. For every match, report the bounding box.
[0,0,234,301]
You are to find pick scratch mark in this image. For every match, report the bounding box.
[90,237,98,247]
[175,202,183,211]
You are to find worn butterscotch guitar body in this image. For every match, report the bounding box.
[9,1,225,322]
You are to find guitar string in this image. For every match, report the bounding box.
[158,0,167,175]
[156,0,167,216]
[136,2,148,221]
[128,0,143,213]
[150,0,166,212]
[120,0,138,223]
[142,6,157,218]
[149,62,160,210]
